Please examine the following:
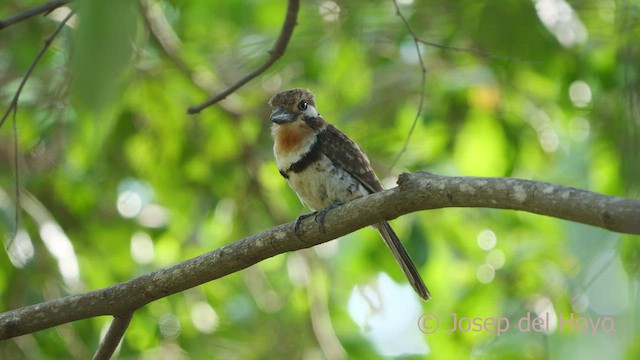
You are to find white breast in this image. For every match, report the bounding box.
[285,155,370,211]
[274,136,317,171]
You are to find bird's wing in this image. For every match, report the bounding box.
[317,123,384,193]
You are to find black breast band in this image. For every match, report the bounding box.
[279,136,323,179]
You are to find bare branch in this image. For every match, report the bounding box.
[6,105,20,251]
[391,1,536,63]
[388,0,535,175]
[2,9,74,251]
[0,0,70,30]
[139,0,242,118]
[92,313,134,360]
[0,9,74,129]
[1,172,638,340]
[387,0,427,174]
[187,0,300,114]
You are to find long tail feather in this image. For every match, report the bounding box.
[376,221,430,301]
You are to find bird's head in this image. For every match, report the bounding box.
[268,88,319,124]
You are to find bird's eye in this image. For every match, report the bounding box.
[297,100,308,111]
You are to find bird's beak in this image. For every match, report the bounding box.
[270,107,295,124]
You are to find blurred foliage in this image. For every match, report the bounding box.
[1,0,639,359]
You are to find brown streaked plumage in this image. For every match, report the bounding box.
[269,88,431,301]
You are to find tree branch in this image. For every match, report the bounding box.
[0,0,70,30]
[92,313,133,360]
[138,0,242,118]
[0,172,638,339]
[387,0,428,174]
[0,9,74,129]
[1,8,74,251]
[186,0,300,114]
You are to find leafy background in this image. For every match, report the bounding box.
[1,0,639,359]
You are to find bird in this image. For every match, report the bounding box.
[268,88,430,301]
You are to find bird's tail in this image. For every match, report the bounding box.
[376,221,431,301]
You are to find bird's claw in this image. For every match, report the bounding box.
[294,203,342,234]
[314,203,341,233]
[294,212,317,234]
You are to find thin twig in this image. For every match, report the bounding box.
[391,2,536,63]
[0,10,74,129]
[92,313,134,360]
[0,0,70,30]
[387,1,535,174]
[187,0,300,114]
[416,39,538,63]
[6,108,20,251]
[138,0,242,118]
[2,9,74,251]
[387,0,427,174]
[138,0,191,77]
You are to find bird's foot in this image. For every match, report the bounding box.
[294,203,342,234]
[314,203,341,233]
[294,212,317,234]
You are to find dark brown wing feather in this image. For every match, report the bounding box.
[315,119,430,301]
[316,123,384,193]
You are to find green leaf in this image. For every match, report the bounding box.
[71,0,138,113]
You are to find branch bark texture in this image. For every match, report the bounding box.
[1,172,638,339]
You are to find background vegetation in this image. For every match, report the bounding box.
[1,0,638,358]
